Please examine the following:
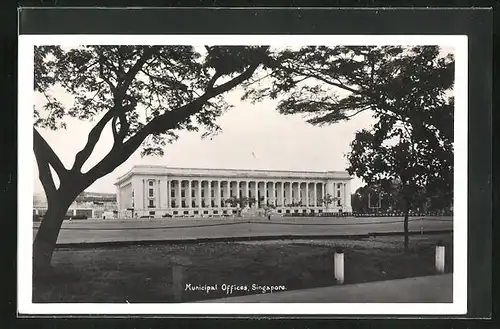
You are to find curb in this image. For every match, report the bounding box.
[54,229,453,249]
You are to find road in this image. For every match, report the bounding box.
[199,274,453,304]
[32,216,453,245]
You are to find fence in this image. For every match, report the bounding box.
[353,211,453,217]
[282,212,353,218]
[281,211,451,218]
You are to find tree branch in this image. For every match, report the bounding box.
[82,63,261,188]
[34,128,68,178]
[71,108,117,172]
[116,46,158,97]
[33,128,70,199]
[34,152,57,198]
[98,52,116,93]
[206,71,222,91]
[72,49,155,173]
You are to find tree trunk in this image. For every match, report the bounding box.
[33,200,70,277]
[403,206,410,250]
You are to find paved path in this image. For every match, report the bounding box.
[198,274,453,303]
[32,216,453,245]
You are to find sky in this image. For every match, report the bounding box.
[33,87,374,196]
[32,45,453,197]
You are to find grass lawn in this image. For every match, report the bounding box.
[33,233,453,303]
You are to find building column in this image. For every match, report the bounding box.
[166,180,170,209]
[176,180,182,208]
[326,180,335,211]
[305,182,309,208]
[280,182,285,207]
[263,182,267,206]
[208,180,213,207]
[116,184,121,211]
[157,179,161,209]
[216,180,221,208]
[205,180,211,208]
[196,180,202,208]
[313,183,318,207]
[252,181,258,208]
[272,182,277,206]
[221,181,231,208]
[342,183,346,208]
[142,179,146,211]
[187,180,192,209]
[287,182,292,206]
[345,181,352,212]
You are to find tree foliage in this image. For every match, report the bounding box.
[244,46,453,134]
[244,45,453,209]
[243,45,454,248]
[318,193,338,208]
[33,45,270,271]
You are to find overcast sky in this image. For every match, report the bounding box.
[32,45,453,196]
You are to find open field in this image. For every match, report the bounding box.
[33,233,453,303]
[32,216,453,245]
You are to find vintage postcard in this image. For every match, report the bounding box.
[18,34,468,315]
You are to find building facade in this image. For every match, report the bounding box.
[115,165,353,218]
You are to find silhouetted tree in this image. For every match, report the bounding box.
[33,45,270,273]
[243,46,454,249]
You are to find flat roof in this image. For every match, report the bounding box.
[115,165,352,186]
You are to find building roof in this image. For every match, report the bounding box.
[75,192,116,202]
[115,165,352,186]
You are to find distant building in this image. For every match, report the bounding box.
[115,165,353,218]
[33,191,117,219]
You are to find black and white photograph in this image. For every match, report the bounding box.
[18,34,468,315]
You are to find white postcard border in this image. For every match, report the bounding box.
[18,34,468,315]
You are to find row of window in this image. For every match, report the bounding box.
[147,209,326,216]
[147,200,341,208]
[142,181,344,208]
[169,189,324,199]
[147,200,335,209]
[147,181,344,198]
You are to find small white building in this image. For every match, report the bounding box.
[114,165,353,218]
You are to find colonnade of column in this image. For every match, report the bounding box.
[162,179,350,210]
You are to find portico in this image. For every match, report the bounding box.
[115,165,353,217]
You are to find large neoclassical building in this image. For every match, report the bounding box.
[115,165,353,217]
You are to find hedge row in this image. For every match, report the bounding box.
[33,214,88,222]
[280,212,452,218]
[282,212,353,217]
[353,212,452,217]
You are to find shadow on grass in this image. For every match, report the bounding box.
[33,234,453,303]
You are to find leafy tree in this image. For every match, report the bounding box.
[33,45,270,273]
[318,193,338,210]
[244,45,453,249]
[288,201,303,207]
[346,108,452,250]
[351,183,398,214]
[224,196,257,216]
[243,46,453,136]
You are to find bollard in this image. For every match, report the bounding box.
[171,256,193,302]
[435,243,445,274]
[333,249,345,284]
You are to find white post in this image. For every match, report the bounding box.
[333,251,345,284]
[435,245,445,273]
